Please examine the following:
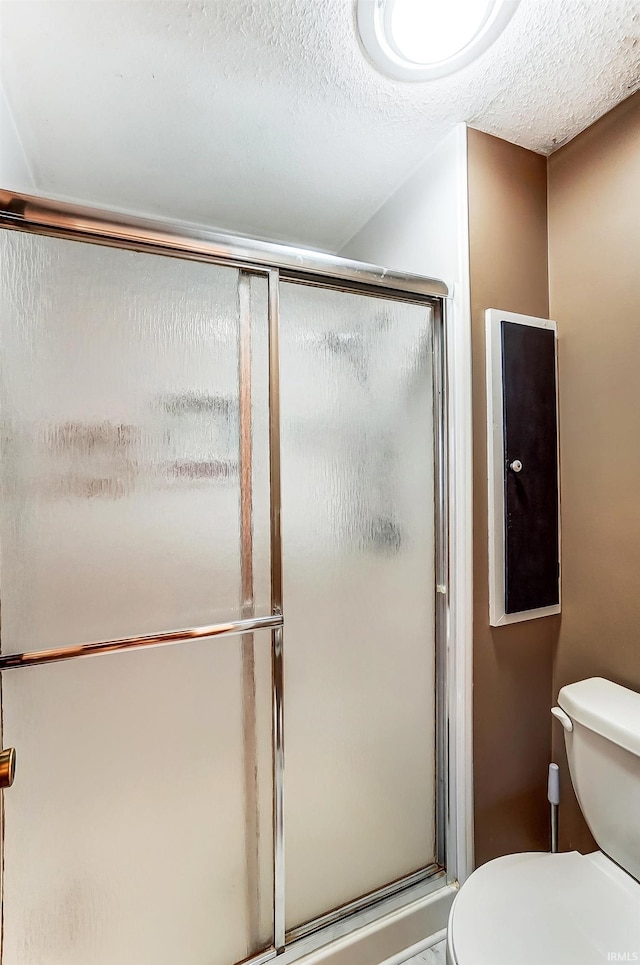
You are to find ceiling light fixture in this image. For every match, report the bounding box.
[358,0,520,82]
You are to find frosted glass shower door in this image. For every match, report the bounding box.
[0,230,274,965]
[279,283,438,931]
[0,232,272,651]
[0,632,275,965]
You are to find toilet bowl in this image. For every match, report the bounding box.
[446,677,640,964]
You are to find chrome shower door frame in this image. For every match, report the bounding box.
[0,190,451,965]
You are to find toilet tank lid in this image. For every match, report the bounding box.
[558,677,640,757]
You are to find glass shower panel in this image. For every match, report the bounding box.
[1,630,274,965]
[279,283,437,930]
[0,232,270,652]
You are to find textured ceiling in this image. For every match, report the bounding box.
[1,0,639,250]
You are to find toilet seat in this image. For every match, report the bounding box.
[447,850,640,965]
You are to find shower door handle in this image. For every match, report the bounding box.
[0,748,16,789]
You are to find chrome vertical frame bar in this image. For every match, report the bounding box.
[239,272,255,620]
[238,272,262,949]
[268,269,285,952]
[433,298,449,870]
[268,270,283,613]
[272,624,285,950]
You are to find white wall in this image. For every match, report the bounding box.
[339,124,465,287]
[1,86,35,192]
[340,124,474,883]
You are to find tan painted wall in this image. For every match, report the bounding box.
[548,90,640,852]
[467,129,559,865]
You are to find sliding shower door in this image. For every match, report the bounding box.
[279,283,439,934]
[0,231,275,965]
[0,212,445,965]
[0,234,272,650]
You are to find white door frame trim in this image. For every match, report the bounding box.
[446,123,475,885]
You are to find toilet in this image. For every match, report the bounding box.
[446,677,640,964]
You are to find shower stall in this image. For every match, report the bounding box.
[0,192,452,965]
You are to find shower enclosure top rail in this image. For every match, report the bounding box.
[0,190,448,299]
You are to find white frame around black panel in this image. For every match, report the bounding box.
[485,308,561,627]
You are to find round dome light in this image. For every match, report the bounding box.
[358,0,519,81]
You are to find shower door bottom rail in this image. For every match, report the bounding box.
[238,946,278,965]
[284,863,445,945]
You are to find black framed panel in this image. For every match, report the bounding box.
[486,309,560,627]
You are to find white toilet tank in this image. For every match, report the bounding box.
[558,676,640,882]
